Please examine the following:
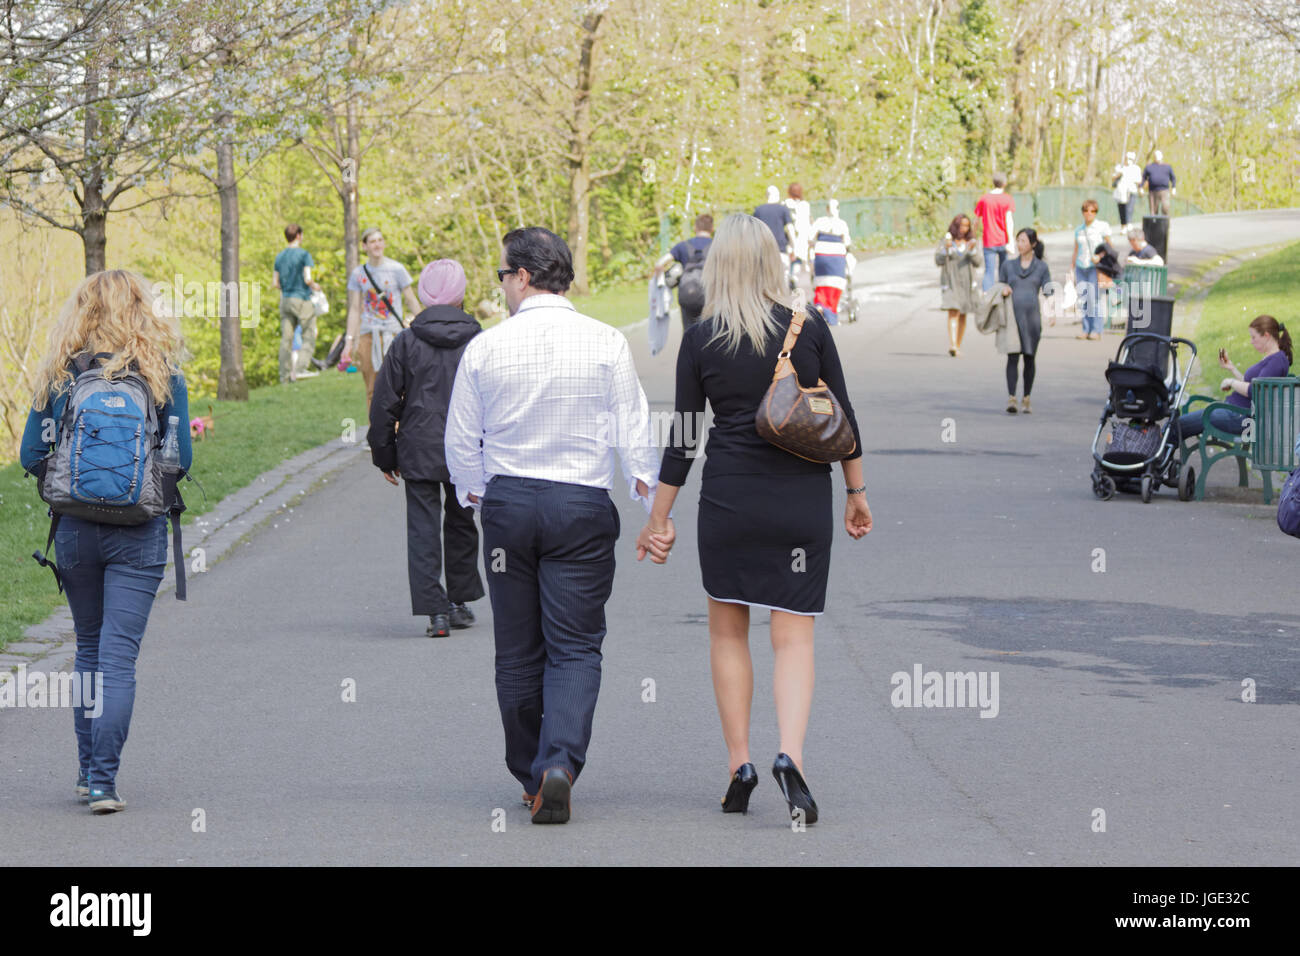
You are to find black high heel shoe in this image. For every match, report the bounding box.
[721,762,758,813]
[772,753,818,825]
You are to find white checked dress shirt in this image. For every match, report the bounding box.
[445,293,659,510]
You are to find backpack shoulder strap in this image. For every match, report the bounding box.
[31,512,64,593]
[171,511,186,600]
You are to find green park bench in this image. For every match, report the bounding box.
[1180,376,1300,503]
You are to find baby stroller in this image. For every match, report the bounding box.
[1090,331,1198,502]
[839,261,860,324]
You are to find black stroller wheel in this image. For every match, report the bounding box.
[1178,466,1195,501]
[1095,474,1116,501]
[1141,474,1154,503]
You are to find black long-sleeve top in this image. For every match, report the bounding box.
[659,304,863,485]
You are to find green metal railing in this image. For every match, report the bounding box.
[659,189,1205,252]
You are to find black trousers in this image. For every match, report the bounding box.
[404,479,484,617]
[1006,352,1036,397]
[479,476,620,795]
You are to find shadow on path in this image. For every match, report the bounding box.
[864,597,1300,705]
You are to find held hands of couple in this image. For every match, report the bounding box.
[636,518,676,564]
[382,469,401,485]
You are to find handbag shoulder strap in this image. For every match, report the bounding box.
[778,308,808,357]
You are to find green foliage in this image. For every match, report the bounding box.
[1182,241,1300,396]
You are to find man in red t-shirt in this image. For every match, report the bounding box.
[974,172,1016,291]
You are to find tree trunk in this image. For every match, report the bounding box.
[565,12,601,296]
[1057,98,1068,186]
[567,153,591,295]
[1084,45,1102,183]
[1006,41,1027,183]
[342,46,362,280]
[82,189,107,275]
[215,128,248,401]
[81,63,107,275]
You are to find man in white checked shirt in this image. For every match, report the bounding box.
[445,227,659,824]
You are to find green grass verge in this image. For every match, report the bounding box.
[570,282,649,327]
[1181,241,1300,396]
[0,371,367,652]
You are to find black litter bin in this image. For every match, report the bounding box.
[1143,214,1170,261]
[1126,294,1175,371]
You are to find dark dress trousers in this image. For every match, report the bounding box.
[479,476,620,795]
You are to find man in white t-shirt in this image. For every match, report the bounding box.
[341,227,420,409]
[1111,152,1142,226]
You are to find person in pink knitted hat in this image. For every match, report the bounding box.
[418,258,468,308]
[368,257,485,638]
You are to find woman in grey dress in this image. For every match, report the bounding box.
[935,213,981,356]
[997,228,1054,414]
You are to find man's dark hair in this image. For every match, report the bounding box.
[694,214,714,234]
[502,227,574,294]
[284,223,303,243]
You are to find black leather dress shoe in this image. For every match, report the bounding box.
[531,767,572,824]
[772,753,818,825]
[721,762,758,813]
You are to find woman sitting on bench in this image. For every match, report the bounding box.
[1178,314,1292,441]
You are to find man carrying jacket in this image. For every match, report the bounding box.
[369,259,486,638]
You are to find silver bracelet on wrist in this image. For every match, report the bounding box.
[847,485,866,495]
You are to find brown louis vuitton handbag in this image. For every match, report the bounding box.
[755,308,857,463]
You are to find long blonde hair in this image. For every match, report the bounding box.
[702,213,791,355]
[32,270,183,409]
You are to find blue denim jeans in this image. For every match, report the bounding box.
[1177,405,1248,442]
[982,247,1007,291]
[55,514,167,791]
[1076,265,1103,335]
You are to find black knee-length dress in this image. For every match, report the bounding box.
[659,304,863,615]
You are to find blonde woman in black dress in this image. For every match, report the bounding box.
[636,213,873,825]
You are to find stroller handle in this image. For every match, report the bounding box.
[1115,332,1197,356]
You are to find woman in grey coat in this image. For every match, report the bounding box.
[997,227,1055,414]
[935,213,981,356]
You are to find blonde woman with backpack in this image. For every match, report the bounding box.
[20,270,192,814]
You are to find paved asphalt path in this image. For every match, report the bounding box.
[3,211,1298,866]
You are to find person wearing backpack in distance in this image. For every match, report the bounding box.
[20,270,192,815]
[369,259,486,638]
[653,214,714,332]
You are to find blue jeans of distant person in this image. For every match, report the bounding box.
[1076,265,1103,335]
[478,476,620,796]
[55,514,167,792]
[982,247,1007,291]
[1176,405,1248,442]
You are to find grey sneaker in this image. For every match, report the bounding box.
[426,614,451,638]
[88,787,126,814]
[76,769,89,802]
[448,603,475,630]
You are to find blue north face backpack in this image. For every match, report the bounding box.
[30,352,189,598]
